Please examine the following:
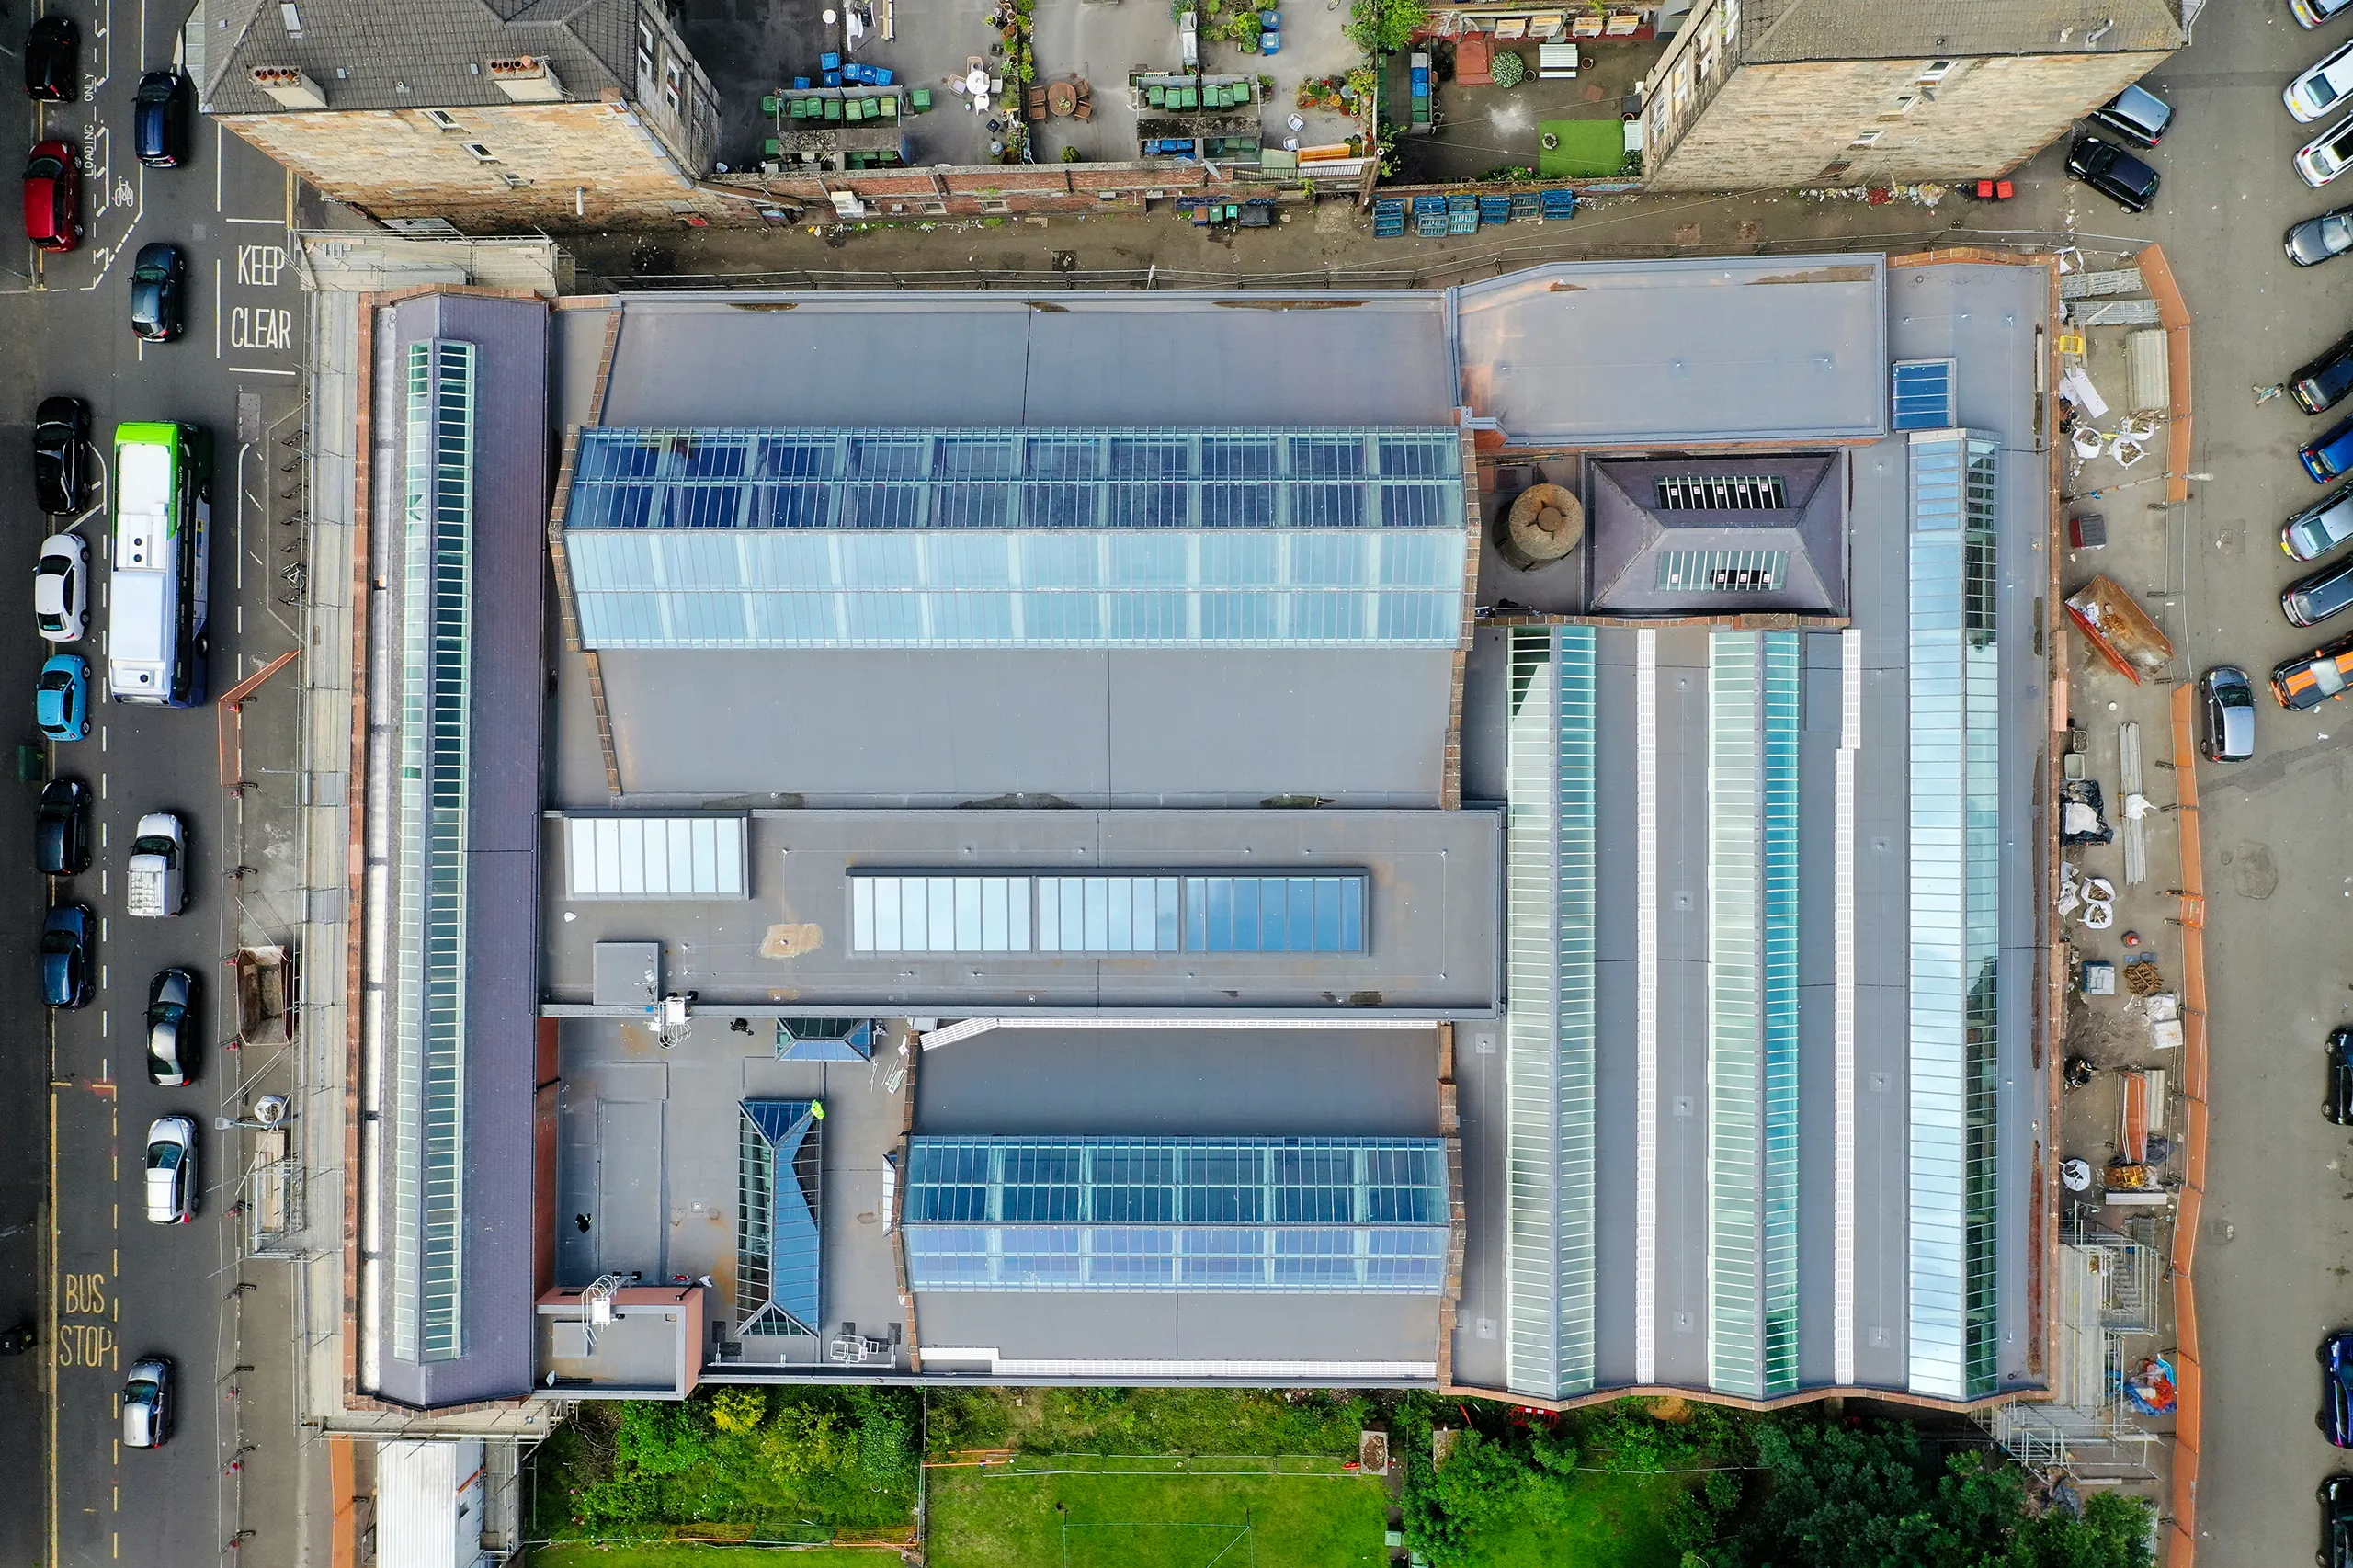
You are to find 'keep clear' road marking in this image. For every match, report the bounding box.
[222,237,298,373]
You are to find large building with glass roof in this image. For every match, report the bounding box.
[344,253,2055,1415]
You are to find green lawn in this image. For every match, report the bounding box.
[926,1467,1390,1568]
[1457,1469,1683,1568]
[1539,119,1627,178]
[530,1548,897,1567]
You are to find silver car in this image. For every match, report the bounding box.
[142,1116,197,1225]
[2198,665,2257,763]
[120,1358,169,1448]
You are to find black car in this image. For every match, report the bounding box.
[132,72,189,168]
[23,16,75,103]
[2297,333,2353,417]
[144,967,199,1087]
[33,776,89,877]
[2325,1472,2353,1568]
[129,242,184,343]
[2290,207,2353,267]
[33,394,87,515]
[2065,135,2161,213]
[2330,1029,2353,1125]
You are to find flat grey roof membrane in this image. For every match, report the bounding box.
[541,809,1504,1017]
[1455,256,1888,448]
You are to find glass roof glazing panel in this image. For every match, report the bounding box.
[737,1101,823,1335]
[904,1137,1449,1293]
[561,428,1466,651]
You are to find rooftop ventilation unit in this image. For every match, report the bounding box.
[250,65,327,108]
[489,55,566,102]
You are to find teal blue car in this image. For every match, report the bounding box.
[36,653,88,741]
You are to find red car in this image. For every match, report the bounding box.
[23,139,78,252]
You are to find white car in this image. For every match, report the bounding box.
[2301,111,2353,187]
[2290,39,2353,123]
[32,531,85,642]
[142,1115,196,1224]
[126,812,186,917]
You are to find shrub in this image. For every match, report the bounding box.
[1346,0,1428,53]
[1061,144,1082,162]
[1490,50,1525,86]
[710,1389,767,1436]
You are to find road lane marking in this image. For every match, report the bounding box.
[222,217,280,227]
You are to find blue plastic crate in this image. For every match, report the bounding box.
[1508,190,1540,222]
[1479,194,1511,224]
[1447,192,1479,233]
[1412,194,1449,236]
[1540,187,1578,219]
[1372,196,1407,237]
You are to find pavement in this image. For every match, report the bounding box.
[0,0,316,1560]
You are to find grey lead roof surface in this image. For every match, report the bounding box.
[369,291,550,1409]
[1585,453,1848,616]
[591,294,1462,431]
[204,0,636,114]
[1737,0,2184,62]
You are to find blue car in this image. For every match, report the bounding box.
[35,653,88,741]
[2325,1331,2353,1446]
[2306,415,2353,484]
[40,903,93,1008]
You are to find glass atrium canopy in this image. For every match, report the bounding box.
[903,1136,1450,1293]
[559,426,1470,650]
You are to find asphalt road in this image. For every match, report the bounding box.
[0,0,310,1562]
[2095,8,2353,1566]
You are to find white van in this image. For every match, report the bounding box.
[2290,39,2353,122]
[126,812,186,917]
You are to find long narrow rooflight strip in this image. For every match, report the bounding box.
[1905,430,2004,1400]
[1834,629,1861,1385]
[848,872,1367,955]
[1504,627,1563,1396]
[1707,632,1764,1399]
[920,1016,1438,1050]
[392,338,476,1366]
[1759,631,1802,1397]
[1557,627,1599,1395]
[1633,629,1660,1385]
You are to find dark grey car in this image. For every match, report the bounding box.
[2290,207,2353,267]
[2197,665,2256,762]
[145,967,199,1087]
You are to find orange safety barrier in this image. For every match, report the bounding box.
[2138,244,2195,505]
[2165,683,2210,1568]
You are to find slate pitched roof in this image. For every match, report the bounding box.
[1585,453,1847,617]
[1736,0,2183,63]
[203,0,641,113]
